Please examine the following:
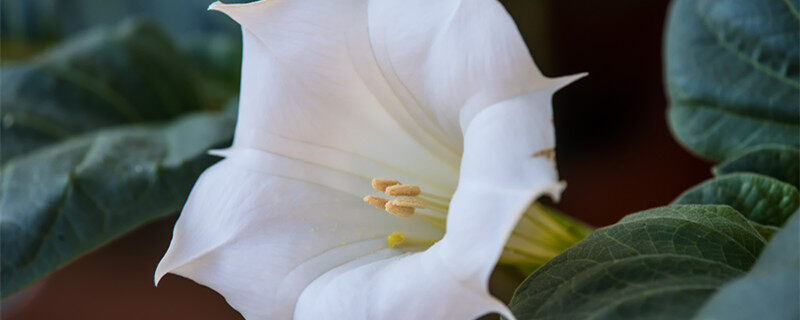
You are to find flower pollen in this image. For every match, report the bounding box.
[388,198,425,209]
[371,178,400,192]
[363,195,388,210]
[386,232,407,248]
[385,200,415,217]
[385,184,421,196]
[365,178,429,218]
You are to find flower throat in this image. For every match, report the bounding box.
[363,178,592,273]
[362,178,450,247]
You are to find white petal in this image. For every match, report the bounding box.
[210,0,563,190]
[438,79,581,281]
[295,245,513,320]
[367,0,564,149]
[210,0,460,191]
[155,159,442,319]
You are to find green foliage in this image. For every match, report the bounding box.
[713,145,800,188]
[509,205,765,320]
[514,124,799,319]
[0,1,244,94]
[674,173,799,227]
[693,212,799,320]
[1,21,215,162]
[0,18,238,296]
[664,0,800,161]
[0,0,243,44]
[513,1,800,317]
[0,113,234,297]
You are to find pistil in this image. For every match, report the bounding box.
[385,232,439,249]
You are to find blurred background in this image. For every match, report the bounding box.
[1,0,712,319]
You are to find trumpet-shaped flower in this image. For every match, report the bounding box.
[155,0,585,319]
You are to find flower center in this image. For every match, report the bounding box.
[363,178,449,247]
[362,178,591,272]
[363,178,449,220]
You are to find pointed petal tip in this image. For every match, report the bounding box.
[544,181,567,203]
[206,1,242,15]
[550,72,588,91]
[207,0,251,12]
[206,1,275,29]
[208,148,231,157]
[154,248,182,287]
[154,265,167,286]
[153,252,177,287]
[207,1,222,11]
[496,307,516,320]
[473,296,516,320]
[207,0,269,15]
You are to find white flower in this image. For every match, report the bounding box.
[155,0,583,319]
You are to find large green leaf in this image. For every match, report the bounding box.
[0,1,245,95]
[713,145,800,188]
[0,111,234,297]
[664,0,800,161]
[674,173,799,227]
[508,205,766,320]
[692,212,799,320]
[0,19,238,297]
[0,20,215,162]
[0,0,242,44]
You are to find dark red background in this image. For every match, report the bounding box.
[5,1,712,319]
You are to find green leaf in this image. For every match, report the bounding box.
[713,145,800,188]
[0,0,243,44]
[664,0,800,161]
[0,20,215,162]
[0,19,238,297]
[694,212,799,320]
[0,111,235,297]
[509,205,766,320]
[674,173,799,227]
[746,223,780,241]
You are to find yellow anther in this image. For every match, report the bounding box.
[385,201,414,217]
[371,178,400,192]
[385,184,421,196]
[363,195,388,210]
[386,232,406,248]
[388,197,425,209]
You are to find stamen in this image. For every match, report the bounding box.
[371,178,400,192]
[385,184,421,196]
[386,232,406,248]
[388,197,425,208]
[419,192,451,204]
[366,178,443,221]
[419,197,449,212]
[385,201,415,217]
[363,195,388,210]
